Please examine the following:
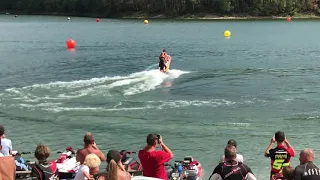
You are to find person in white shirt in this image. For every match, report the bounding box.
[210,145,256,180]
[0,125,13,156]
[220,139,243,163]
[0,138,4,157]
[74,153,101,180]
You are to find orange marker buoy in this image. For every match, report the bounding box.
[96,18,100,22]
[287,17,291,22]
[144,20,148,24]
[66,39,76,49]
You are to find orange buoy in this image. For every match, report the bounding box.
[96,18,100,22]
[66,39,76,49]
[144,20,148,24]
[287,17,291,22]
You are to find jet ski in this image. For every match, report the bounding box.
[166,156,204,180]
[159,55,172,73]
[15,146,79,180]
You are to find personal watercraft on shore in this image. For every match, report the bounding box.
[15,146,79,180]
[116,151,204,180]
[166,156,204,180]
[15,148,203,180]
[119,152,204,180]
[120,150,143,174]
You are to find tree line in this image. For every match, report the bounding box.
[0,0,319,17]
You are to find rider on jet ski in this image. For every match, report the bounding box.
[159,50,169,72]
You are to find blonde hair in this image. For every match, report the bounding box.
[107,159,125,180]
[34,144,51,161]
[84,153,101,168]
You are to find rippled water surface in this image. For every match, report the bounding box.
[1,15,320,179]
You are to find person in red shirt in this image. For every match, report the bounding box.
[138,134,174,180]
[264,131,295,180]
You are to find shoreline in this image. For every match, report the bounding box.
[2,11,320,20]
[121,12,320,20]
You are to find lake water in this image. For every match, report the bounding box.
[1,15,320,180]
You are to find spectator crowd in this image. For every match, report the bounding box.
[0,124,319,180]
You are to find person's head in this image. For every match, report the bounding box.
[227,139,237,148]
[224,144,237,161]
[275,131,285,143]
[146,134,158,147]
[0,125,4,137]
[34,144,51,161]
[84,132,95,145]
[283,166,294,180]
[107,150,124,180]
[84,153,101,169]
[299,148,314,165]
[162,49,166,52]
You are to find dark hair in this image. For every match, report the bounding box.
[107,150,124,180]
[227,139,237,148]
[283,166,294,180]
[162,49,166,52]
[146,134,158,146]
[0,125,4,136]
[107,150,121,164]
[84,132,95,145]
[275,131,285,143]
[224,144,237,160]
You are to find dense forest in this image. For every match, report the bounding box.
[0,0,319,17]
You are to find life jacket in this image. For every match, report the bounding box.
[29,161,58,180]
[208,161,249,180]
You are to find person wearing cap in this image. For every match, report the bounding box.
[76,132,105,171]
[220,139,243,163]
